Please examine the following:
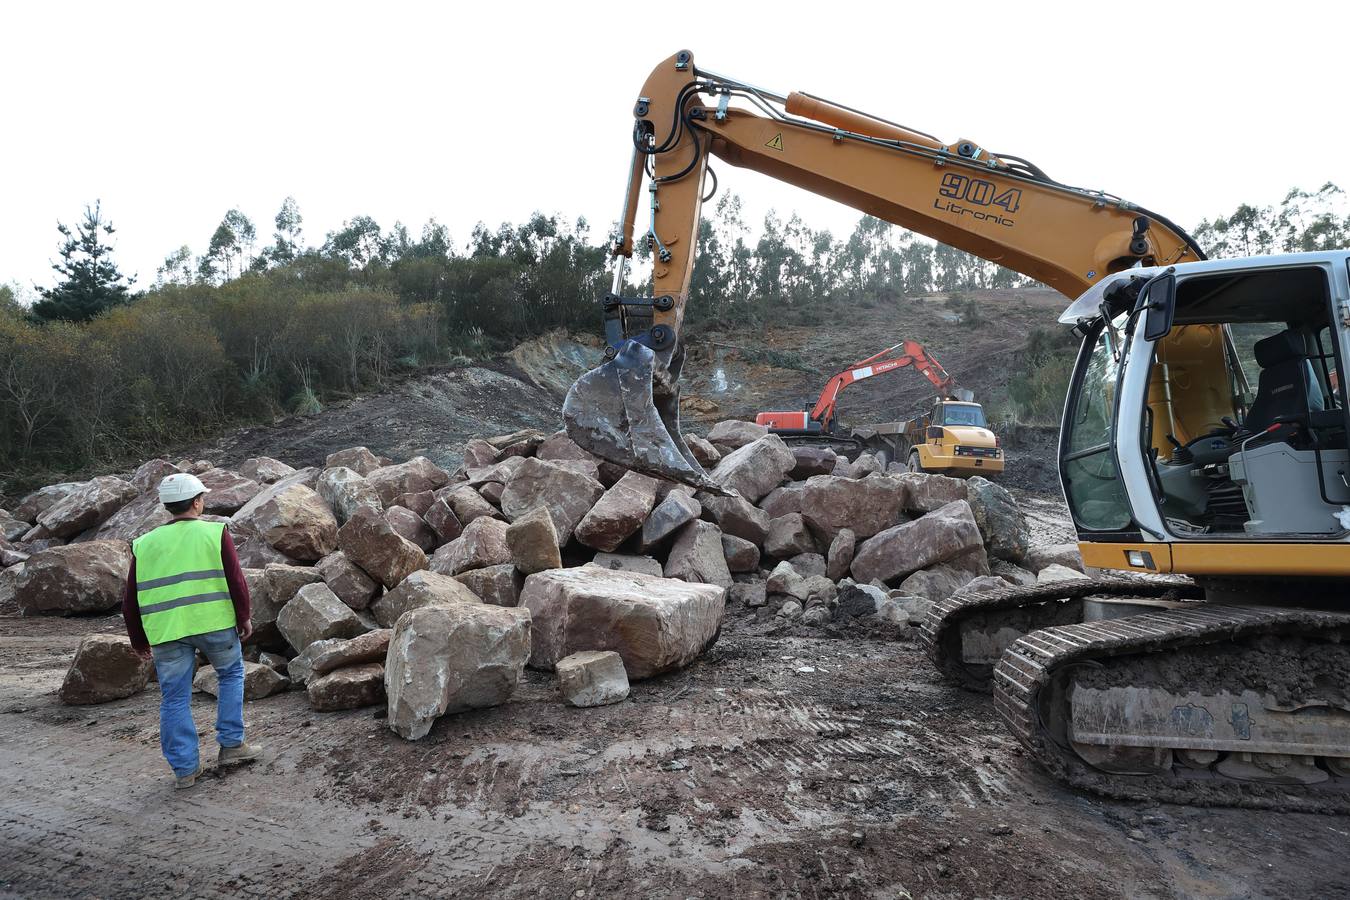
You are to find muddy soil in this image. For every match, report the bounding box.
[4,598,1348,899]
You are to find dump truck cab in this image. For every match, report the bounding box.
[905,398,1004,474]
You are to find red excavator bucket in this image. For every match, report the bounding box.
[563,340,729,494]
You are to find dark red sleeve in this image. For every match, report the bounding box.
[221,529,250,627]
[123,554,150,653]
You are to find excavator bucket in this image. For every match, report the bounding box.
[563,340,730,494]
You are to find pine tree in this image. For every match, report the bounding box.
[33,201,135,322]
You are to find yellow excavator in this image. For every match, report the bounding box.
[564,51,1350,811]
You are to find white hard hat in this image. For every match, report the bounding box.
[158,473,210,504]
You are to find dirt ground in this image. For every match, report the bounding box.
[5,594,1350,899]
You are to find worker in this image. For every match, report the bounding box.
[122,472,262,789]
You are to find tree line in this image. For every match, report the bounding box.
[2,184,1347,482]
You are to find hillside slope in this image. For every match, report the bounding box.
[180,287,1069,490]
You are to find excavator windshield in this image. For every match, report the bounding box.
[937,404,987,427]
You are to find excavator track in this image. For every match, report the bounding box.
[921,577,1203,690]
[993,604,1350,812]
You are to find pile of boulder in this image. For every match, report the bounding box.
[2,418,1083,740]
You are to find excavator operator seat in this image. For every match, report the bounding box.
[1244,329,1319,434]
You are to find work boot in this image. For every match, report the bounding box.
[174,766,202,790]
[217,741,263,767]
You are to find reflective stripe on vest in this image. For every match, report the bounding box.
[131,519,236,645]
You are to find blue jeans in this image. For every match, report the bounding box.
[151,628,245,776]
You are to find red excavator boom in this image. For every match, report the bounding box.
[755,339,955,434]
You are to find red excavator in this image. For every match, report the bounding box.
[753,339,1002,474]
[754,339,958,435]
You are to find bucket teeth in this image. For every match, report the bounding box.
[563,340,731,495]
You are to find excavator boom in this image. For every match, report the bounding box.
[564,50,1203,487]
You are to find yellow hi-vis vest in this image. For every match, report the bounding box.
[131,519,236,645]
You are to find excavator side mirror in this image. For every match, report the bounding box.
[1142,270,1177,342]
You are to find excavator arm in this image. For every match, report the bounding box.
[564,50,1204,488]
[810,340,956,430]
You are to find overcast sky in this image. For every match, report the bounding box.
[2,1,1346,295]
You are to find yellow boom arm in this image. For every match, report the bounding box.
[564,50,1204,489]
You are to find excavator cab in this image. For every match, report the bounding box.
[1058,251,1350,574]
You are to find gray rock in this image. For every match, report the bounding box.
[790,447,837,480]
[587,553,665,577]
[385,603,532,740]
[556,650,630,707]
[706,420,769,450]
[193,660,287,700]
[759,483,805,519]
[848,453,882,479]
[310,629,392,676]
[37,476,139,539]
[802,605,832,626]
[1025,543,1086,574]
[966,476,1030,562]
[664,521,733,589]
[697,493,770,546]
[788,552,827,578]
[371,569,480,628]
[13,482,82,524]
[836,583,887,618]
[521,567,724,678]
[777,599,803,620]
[639,492,702,555]
[1037,563,1091,584]
[826,528,856,582]
[721,534,760,573]
[317,467,382,525]
[287,638,342,686]
[440,485,502,527]
[764,513,817,559]
[365,457,451,506]
[324,446,382,476]
[992,558,1038,587]
[238,457,296,485]
[800,474,907,541]
[897,563,978,603]
[276,583,368,653]
[505,505,561,574]
[766,561,808,601]
[384,506,436,553]
[574,471,658,552]
[729,581,767,608]
[685,434,722,467]
[898,472,969,514]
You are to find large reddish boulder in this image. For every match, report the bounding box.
[36,477,139,539]
[454,563,524,607]
[430,516,510,576]
[898,472,968,514]
[574,471,659,552]
[198,468,263,515]
[237,457,296,485]
[337,506,427,590]
[709,434,795,502]
[851,500,984,585]
[521,567,724,678]
[365,457,451,506]
[800,473,908,540]
[59,635,153,704]
[500,457,605,545]
[385,602,532,740]
[324,446,382,476]
[247,484,337,562]
[310,629,392,676]
[697,493,770,546]
[706,420,768,450]
[309,663,386,711]
[15,542,132,615]
[384,506,436,553]
[131,460,182,493]
[315,551,380,610]
[13,482,82,524]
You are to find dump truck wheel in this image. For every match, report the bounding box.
[908,451,924,473]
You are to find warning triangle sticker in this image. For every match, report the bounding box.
[765,132,784,151]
